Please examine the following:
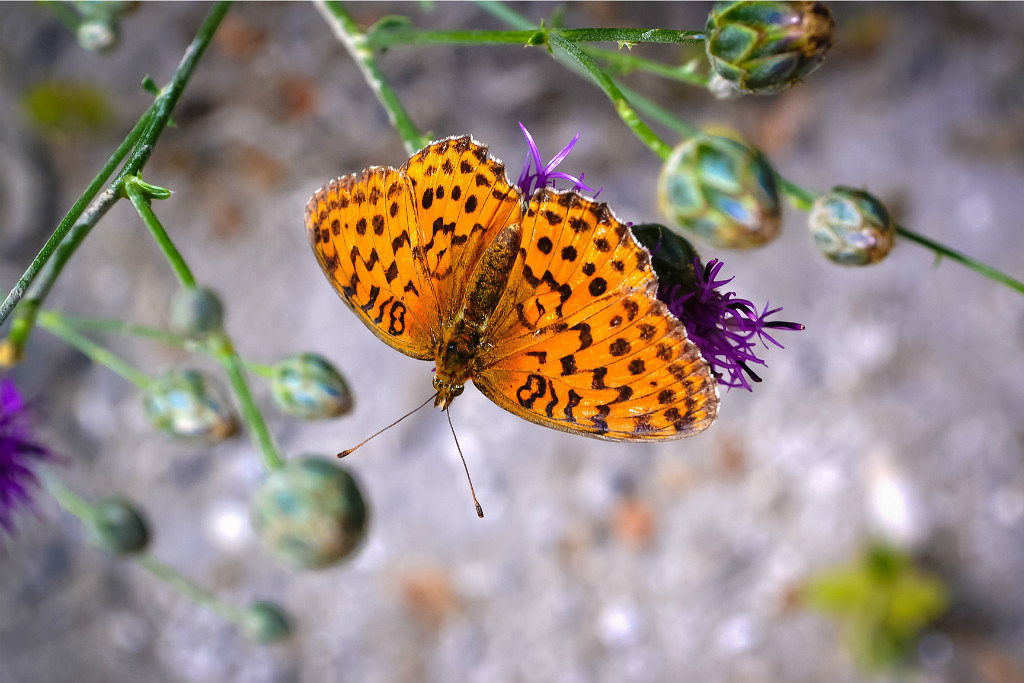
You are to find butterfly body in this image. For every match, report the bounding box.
[433,222,522,409]
[307,135,719,441]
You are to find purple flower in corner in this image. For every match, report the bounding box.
[661,258,804,391]
[516,122,598,197]
[0,378,51,536]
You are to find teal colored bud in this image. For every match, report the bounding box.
[143,369,238,443]
[271,353,353,420]
[87,497,150,555]
[168,287,224,338]
[705,1,835,95]
[658,132,782,249]
[240,602,292,644]
[809,187,895,266]
[251,456,368,570]
[76,20,119,52]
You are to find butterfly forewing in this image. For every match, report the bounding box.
[402,136,522,326]
[306,168,436,360]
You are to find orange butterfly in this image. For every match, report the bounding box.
[305,135,718,441]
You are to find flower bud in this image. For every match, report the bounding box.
[76,20,119,53]
[270,353,353,420]
[705,1,835,95]
[658,132,782,249]
[809,187,895,265]
[240,601,292,644]
[143,369,238,443]
[630,223,702,292]
[87,497,150,555]
[168,287,224,338]
[251,456,368,570]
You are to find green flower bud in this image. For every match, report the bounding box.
[630,224,702,293]
[87,497,150,555]
[809,187,895,266]
[76,20,119,53]
[705,1,835,95]
[251,456,368,570]
[168,287,224,338]
[270,353,354,420]
[240,601,292,644]
[143,369,238,443]
[658,132,782,249]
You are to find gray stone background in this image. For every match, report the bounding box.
[1,2,1023,682]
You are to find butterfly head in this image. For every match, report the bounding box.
[432,375,464,410]
[433,334,475,410]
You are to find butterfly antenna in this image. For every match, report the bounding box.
[446,408,484,518]
[338,393,438,458]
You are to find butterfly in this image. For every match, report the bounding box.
[305,135,718,441]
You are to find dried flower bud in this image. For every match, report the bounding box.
[705,1,835,95]
[87,497,150,555]
[271,353,353,420]
[251,456,368,570]
[76,20,119,53]
[240,601,292,644]
[143,369,238,443]
[168,287,224,338]
[809,186,895,265]
[658,132,782,249]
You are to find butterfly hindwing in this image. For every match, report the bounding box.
[476,189,719,440]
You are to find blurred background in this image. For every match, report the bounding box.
[1,2,1023,681]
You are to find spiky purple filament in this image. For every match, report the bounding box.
[661,259,803,391]
[0,378,51,536]
[516,122,598,197]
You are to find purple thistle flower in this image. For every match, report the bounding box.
[0,378,51,536]
[516,122,599,197]
[660,258,804,391]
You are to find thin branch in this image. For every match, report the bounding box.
[315,1,428,156]
[0,2,231,356]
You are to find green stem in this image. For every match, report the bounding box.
[777,179,1024,293]
[586,45,710,88]
[208,333,283,471]
[477,2,673,159]
[50,312,192,347]
[777,177,816,211]
[0,2,230,352]
[315,1,428,156]
[137,555,244,624]
[38,0,83,32]
[36,312,151,388]
[486,0,1024,297]
[48,312,278,378]
[125,180,197,289]
[0,111,153,334]
[43,472,244,624]
[895,224,1024,295]
[615,80,698,141]
[475,1,535,30]
[365,27,704,49]
[244,360,275,379]
[40,471,97,525]
[547,34,673,159]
